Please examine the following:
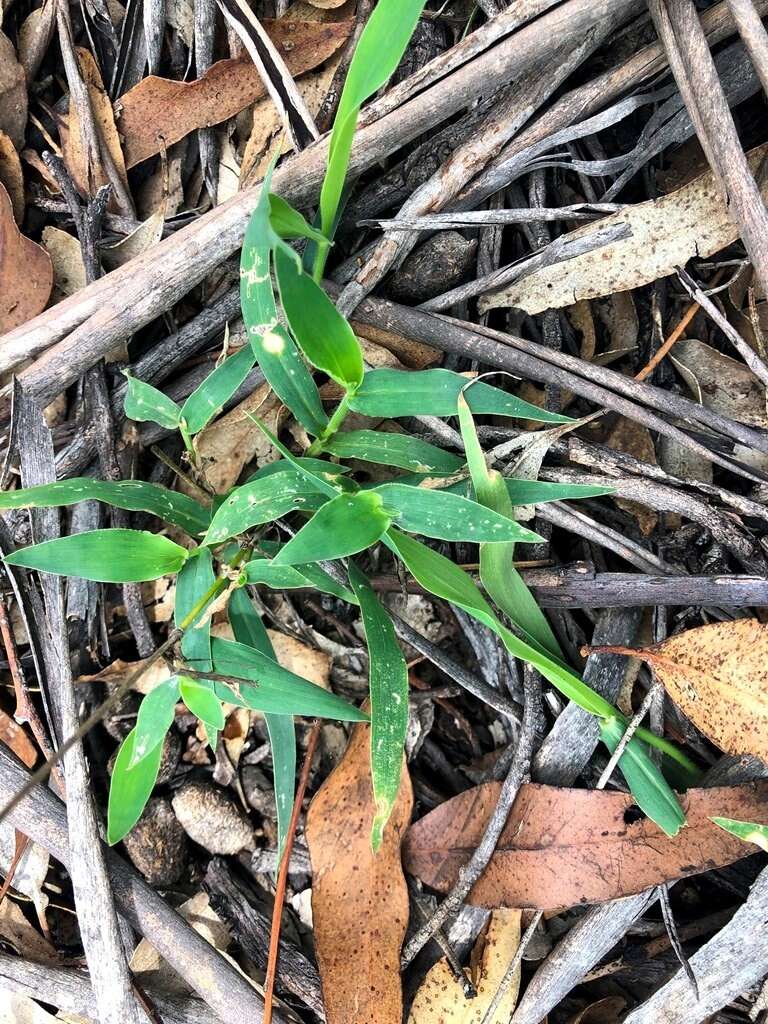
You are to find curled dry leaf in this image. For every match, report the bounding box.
[408,909,522,1024]
[62,48,130,204]
[590,619,768,761]
[403,781,768,912]
[0,182,53,332]
[100,209,164,268]
[17,0,56,82]
[0,31,26,150]
[116,19,352,168]
[306,719,413,1024]
[480,144,768,314]
[0,129,24,223]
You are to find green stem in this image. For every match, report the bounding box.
[312,239,331,284]
[178,547,250,631]
[306,392,353,456]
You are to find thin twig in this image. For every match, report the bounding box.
[596,682,661,790]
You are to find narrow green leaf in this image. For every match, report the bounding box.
[272,491,391,565]
[712,817,768,852]
[107,728,163,844]
[323,430,465,474]
[457,392,564,662]
[209,636,369,720]
[241,175,327,436]
[0,478,210,536]
[175,547,215,666]
[600,719,685,837]
[319,0,428,238]
[203,469,328,546]
[229,587,296,860]
[503,479,613,505]
[348,564,408,851]
[4,529,189,582]
[268,194,327,242]
[249,420,339,498]
[181,344,257,436]
[180,675,225,729]
[124,374,181,430]
[274,246,364,389]
[350,369,571,422]
[373,483,543,544]
[245,456,351,484]
[130,676,180,767]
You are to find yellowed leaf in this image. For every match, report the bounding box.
[408,910,522,1024]
[480,144,768,314]
[590,619,768,761]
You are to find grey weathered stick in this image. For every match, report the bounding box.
[0,954,220,1024]
[0,747,282,1024]
[623,864,768,1022]
[17,391,140,1024]
[359,204,624,230]
[727,0,768,96]
[650,0,768,297]
[195,0,219,200]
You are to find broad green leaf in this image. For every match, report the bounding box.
[203,469,327,545]
[175,548,215,666]
[269,194,327,242]
[350,369,571,422]
[372,483,543,544]
[181,344,257,436]
[180,676,225,729]
[124,374,181,430]
[246,456,351,484]
[273,491,391,565]
[319,0,428,239]
[348,564,407,851]
[323,429,465,474]
[712,817,768,852]
[209,636,369,720]
[4,529,189,582]
[274,246,364,390]
[229,587,296,860]
[107,728,163,844]
[250,419,339,498]
[600,719,685,837]
[245,555,357,603]
[130,676,180,767]
[241,175,327,436]
[457,392,564,663]
[0,478,210,536]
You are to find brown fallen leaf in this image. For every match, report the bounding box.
[42,226,87,297]
[605,416,658,535]
[403,781,768,912]
[408,910,522,1024]
[306,720,412,1024]
[0,31,26,150]
[568,998,626,1023]
[0,129,24,223]
[480,144,768,314]
[116,20,351,168]
[588,619,768,761]
[0,182,53,332]
[61,48,130,209]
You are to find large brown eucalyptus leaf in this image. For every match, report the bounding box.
[403,782,768,911]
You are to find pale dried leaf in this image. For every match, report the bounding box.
[0,129,23,222]
[480,144,768,314]
[101,209,164,268]
[0,825,49,917]
[408,910,522,1024]
[0,898,56,960]
[42,226,87,297]
[16,1,55,82]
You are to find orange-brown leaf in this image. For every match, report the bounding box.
[306,720,412,1024]
[116,20,351,168]
[0,182,52,332]
[403,781,768,912]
